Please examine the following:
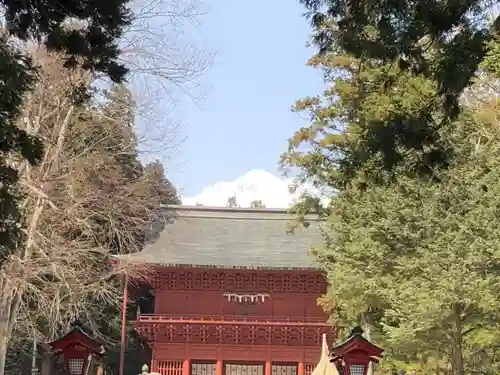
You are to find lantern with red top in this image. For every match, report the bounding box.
[49,320,105,375]
[330,326,384,375]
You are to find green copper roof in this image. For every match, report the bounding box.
[119,205,323,269]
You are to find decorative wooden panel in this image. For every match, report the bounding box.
[153,360,183,375]
[154,269,326,294]
[304,364,315,375]
[272,364,297,375]
[136,320,332,347]
[225,364,263,375]
[192,362,216,375]
[155,290,275,317]
[272,297,304,319]
[153,291,326,321]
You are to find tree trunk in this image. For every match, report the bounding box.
[0,280,18,375]
[40,352,55,375]
[451,304,465,375]
[0,328,9,375]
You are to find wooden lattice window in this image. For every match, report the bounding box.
[192,361,217,375]
[153,360,183,375]
[272,363,297,375]
[225,363,264,375]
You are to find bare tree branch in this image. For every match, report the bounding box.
[0,50,174,370]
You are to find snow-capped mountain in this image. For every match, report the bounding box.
[182,170,321,208]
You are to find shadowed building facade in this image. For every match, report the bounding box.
[122,205,335,375]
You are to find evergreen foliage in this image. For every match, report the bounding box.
[250,200,266,208]
[0,39,42,267]
[2,0,131,82]
[226,195,239,208]
[285,2,500,374]
[285,0,498,188]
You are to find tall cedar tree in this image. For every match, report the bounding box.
[0,0,132,270]
[286,0,496,188]
[314,108,500,374]
[283,2,500,375]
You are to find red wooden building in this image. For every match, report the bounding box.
[122,206,334,375]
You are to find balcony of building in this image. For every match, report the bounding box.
[134,314,333,346]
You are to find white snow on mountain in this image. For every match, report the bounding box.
[182,170,322,208]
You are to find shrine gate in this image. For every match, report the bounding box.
[122,206,335,375]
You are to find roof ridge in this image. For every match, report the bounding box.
[164,204,291,213]
[161,205,323,221]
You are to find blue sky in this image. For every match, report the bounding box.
[166,0,325,197]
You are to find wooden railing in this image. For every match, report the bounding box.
[135,315,335,345]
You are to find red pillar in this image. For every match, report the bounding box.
[216,360,223,375]
[183,359,190,375]
[265,361,271,375]
[150,359,158,373]
[298,362,304,375]
[119,273,129,375]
